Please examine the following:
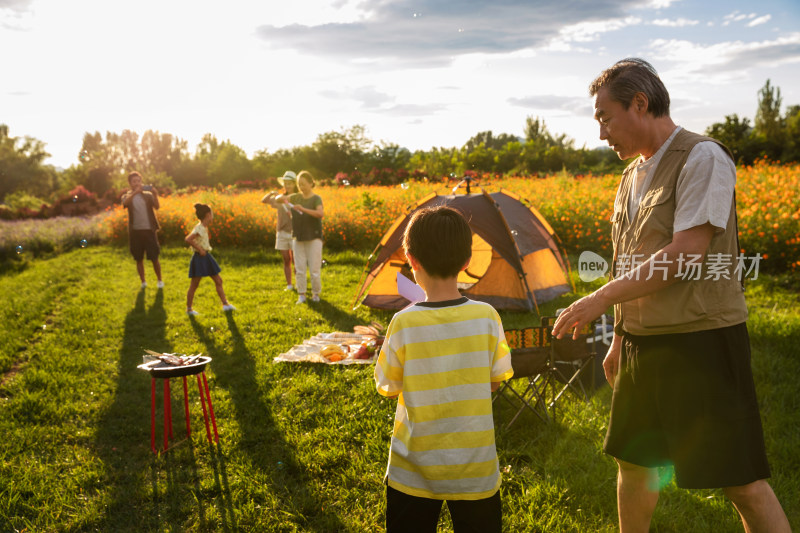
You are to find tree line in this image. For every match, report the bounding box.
[1,79,797,211]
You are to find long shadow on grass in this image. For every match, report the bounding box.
[188,313,348,532]
[306,299,366,331]
[91,288,206,532]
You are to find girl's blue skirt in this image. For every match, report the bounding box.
[188,252,221,278]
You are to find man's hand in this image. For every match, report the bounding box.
[602,335,622,386]
[552,291,610,340]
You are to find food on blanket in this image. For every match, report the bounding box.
[321,344,346,362]
[354,339,379,360]
[353,321,385,338]
[353,345,370,359]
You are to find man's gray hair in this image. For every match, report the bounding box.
[589,58,670,118]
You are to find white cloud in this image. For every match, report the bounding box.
[748,14,772,27]
[649,32,800,84]
[546,15,642,49]
[643,0,678,8]
[0,0,31,11]
[722,11,758,26]
[652,17,699,27]
[255,0,647,65]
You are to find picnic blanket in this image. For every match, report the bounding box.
[273,332,377,364]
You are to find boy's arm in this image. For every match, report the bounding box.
[491,317,514,385]
[375,328,403,398]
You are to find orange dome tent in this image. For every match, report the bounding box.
[353,188,572,312]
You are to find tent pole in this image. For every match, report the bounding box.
[481,189,539,313]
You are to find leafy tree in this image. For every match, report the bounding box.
[193,134,252,186]
[309,125,372,178]
[463,142,494,172]
[407,147,460,178]
[140,131,188,176]
[77,132,121,195]
[754,79,784,160]
[524,116,555,144]
[705,114,759,164]
[75,129,188,193]
[252,146,314,185]
[781,105,800,163]
[363,142,411,174]
[494,141,523,174]
[463,131,519,153]
[0,124,57,201]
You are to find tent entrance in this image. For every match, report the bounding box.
[457,232,493,289]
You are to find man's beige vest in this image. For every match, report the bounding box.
[611,129,748,336]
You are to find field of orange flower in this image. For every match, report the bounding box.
[100,160,800,272]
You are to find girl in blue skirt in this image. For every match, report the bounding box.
[185,203,235,316]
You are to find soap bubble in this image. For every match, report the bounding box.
[72,196,78,203]
[15,245,23,254]
[510,230,519,236]
[210,326,215,332]
[79,239,88,248]
[400,182,409,190]
[321,259,328,267]
[342,179,350,187]
[79,150,90,162]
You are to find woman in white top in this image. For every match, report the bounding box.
[184,203,235,316]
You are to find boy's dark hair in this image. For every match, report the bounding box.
[403,206,472,278]
[127,171,142,184]
[194,203,211,220]
[589,57,671,118]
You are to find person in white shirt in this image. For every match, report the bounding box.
[121,171,163,289]
[553,58,790,533]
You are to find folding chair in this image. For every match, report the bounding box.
[541,316,598,421]
[493,324,554,429]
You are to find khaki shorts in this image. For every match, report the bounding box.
[275,230,293,251]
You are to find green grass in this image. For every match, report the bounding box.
[1,246,797,532]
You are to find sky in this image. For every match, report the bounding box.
[1,0,799,170]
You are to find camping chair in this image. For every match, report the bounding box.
[541,316,598,421]
[493,323,554,429]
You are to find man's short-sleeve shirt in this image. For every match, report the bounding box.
[627,126,736,234]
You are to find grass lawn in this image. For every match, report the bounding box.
[1,245,798,532]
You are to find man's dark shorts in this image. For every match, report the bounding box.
[130,229,160,262]
[604,322,770,489]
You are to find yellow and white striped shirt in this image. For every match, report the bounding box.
[375,297,513,500]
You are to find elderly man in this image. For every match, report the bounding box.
[121,171,163,289]
[553,58,789,532]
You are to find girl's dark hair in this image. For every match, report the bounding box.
[194,203,211,220]
[589,58,670,117]
[403,206,472,278]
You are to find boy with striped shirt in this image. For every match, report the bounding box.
[375,206,514,533]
